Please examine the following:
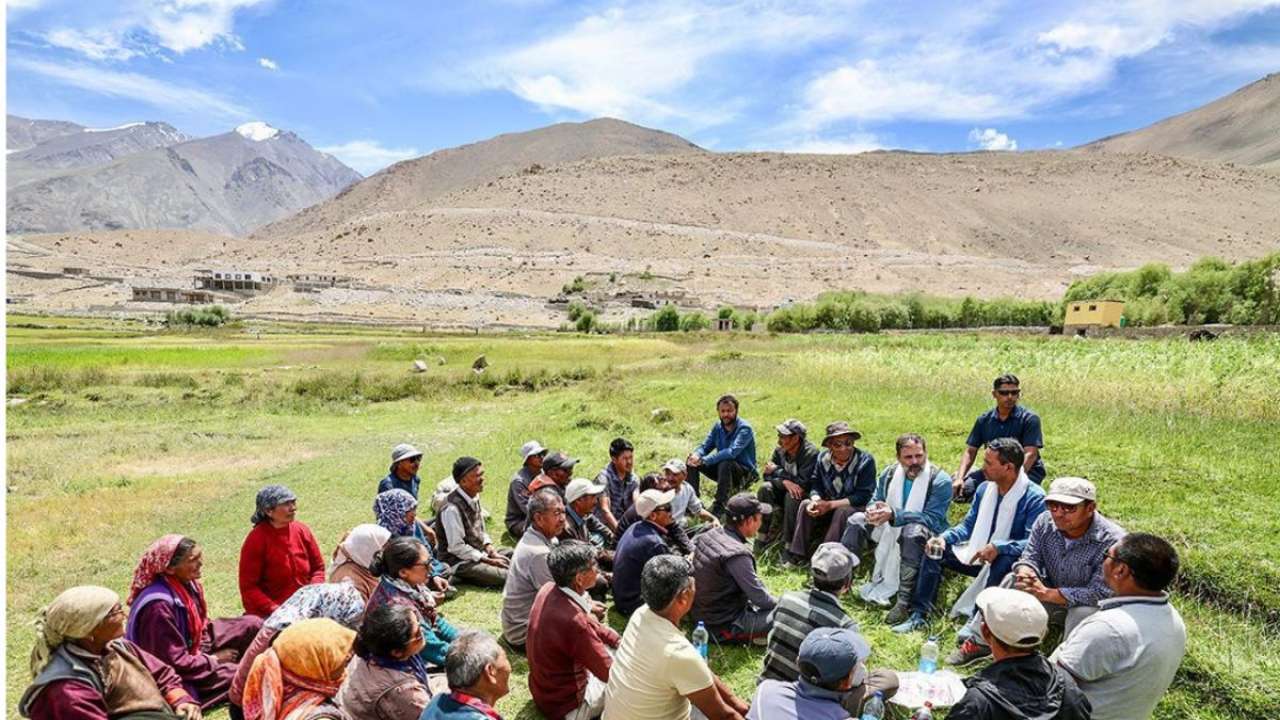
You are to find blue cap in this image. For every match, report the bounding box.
[797,627,871,684]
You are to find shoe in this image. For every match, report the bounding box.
[750,634,769,647]
[780,552,807,569]
[890,612,928,634]
[884,602,911,626]
[945,637,992,667]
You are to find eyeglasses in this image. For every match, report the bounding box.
[996,389,1022,397]
[1104,550,1127,567]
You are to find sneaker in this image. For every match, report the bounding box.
[890,612,928,634]
[884,602,911,626]
[945,638,992,667]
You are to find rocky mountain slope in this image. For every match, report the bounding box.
[6,115,84,152]
[1084,73,1280,170]
[254,117,702,240]
[7,118,190,187]
[6,121,361,237]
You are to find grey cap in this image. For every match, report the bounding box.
[775,419,807,436]
[391,443,423,465]
[797,627,871,684]
[1044,477,1097,505]
[520,440,548,460]
[811,541,859,583]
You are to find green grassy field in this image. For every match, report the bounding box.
[6,316,1279,719]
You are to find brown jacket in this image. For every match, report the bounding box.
[337,656,430,720]
[328,560,378,601]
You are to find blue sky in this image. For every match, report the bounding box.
[7,1,1280,175]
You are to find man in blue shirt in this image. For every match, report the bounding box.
[378,442,423,498]
[687,394,758,517]
[955,374,1046,502]
[749,627,896,720]
[894,438,1046,634]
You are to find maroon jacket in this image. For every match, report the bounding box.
[526,584,619,719]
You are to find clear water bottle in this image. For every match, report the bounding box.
[919,635,939,674]
[691,621,709,659]
[860,691,885,720]
[910,702,935,720]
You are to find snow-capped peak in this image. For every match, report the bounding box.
[236,122,280,142]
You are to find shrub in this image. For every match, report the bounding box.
[166,305,231,327]
[575,310,597,333]
[679,312,710,332]
[652,305,681,332]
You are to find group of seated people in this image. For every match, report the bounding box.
[22,377,1189,720]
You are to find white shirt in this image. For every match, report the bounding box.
[1051,593,1187,720]
[603,606,715,720]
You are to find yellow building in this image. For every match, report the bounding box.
[1064,300,1125,329]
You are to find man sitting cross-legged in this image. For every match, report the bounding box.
[786,422,876,564]
[893,438,1045,634]
[843,433,953,626]
[947,476,1125,666]
[756,419,819,551]
[690,494,778,645]
[432,457,513,588]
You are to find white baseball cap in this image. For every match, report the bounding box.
[565,478,606,503]
[662,458,687,474]
[634,489,676,518]
[1044,477,1096,505]
[976,587,1049,648]
[520,440,548,460]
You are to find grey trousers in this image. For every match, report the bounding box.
[757,479,803,547]
[450,548,514,588]
[842,668,901,716]
[789,502,861,559]
[708,604,774,644]
[841,520,931,604]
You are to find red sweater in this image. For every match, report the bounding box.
[526,583,619,719]
[238,521,326,617]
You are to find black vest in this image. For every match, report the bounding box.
[433,488,486,565]
[691,526,755,628]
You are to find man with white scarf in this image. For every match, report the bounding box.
[892,437,1046,634]
[841,434,953,626]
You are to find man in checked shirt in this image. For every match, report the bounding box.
[946,476,1127,667]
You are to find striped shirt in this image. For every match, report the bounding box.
[760,588,858,682]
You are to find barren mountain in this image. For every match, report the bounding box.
[6,122,361,237]
[6,115,84,152]
[1085,73,1280,170]
[7,120,189,188]
[254,117,703,240]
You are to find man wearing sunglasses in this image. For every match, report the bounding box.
[379,443,424,498]
[612,488,678,617]
[954,374,1046,503]
[947,477,1126,667]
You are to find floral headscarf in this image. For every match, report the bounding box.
[251,485,297,525]
[127,534,185,604]
[373,489,418,537]
[263,582,366,633]
[242,618,354,720]
[127,534,206,653]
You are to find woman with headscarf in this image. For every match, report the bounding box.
[20,585,203,720]
[127,535,263,710]
[238,485,326,618]
[229,583,366,709]
[373,490,455,600]
[328,524,392,601]
[241,618,354,720]
[336,604,431,720]
[366,537,459,668]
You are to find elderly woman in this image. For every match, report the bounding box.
[229,583,366,709]
[367,537,459,668]
[239,485,327,617]
[337,604,431,720]
[242,618,354,720]
[329,524,392,600]
[373,489,452,586]
[20,585,203,720]
[127,535,263,710]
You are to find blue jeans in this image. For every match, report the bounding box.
[910,544,1017,615]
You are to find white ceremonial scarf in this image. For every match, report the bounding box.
[948,470,1030,618]
[859,462,932,605]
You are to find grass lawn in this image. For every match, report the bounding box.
[6,318,1279,719]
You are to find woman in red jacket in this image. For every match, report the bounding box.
[238,485,326,617]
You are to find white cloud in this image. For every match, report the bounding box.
[768,132,886,155]
[317,139,421,175]
[800,60,1008,125]
[7,0,48,13]
[38,0,269,61]
[258,57,278,70]
[12,57,249,119]
[968,127,1018,151]
[465,1,845,128]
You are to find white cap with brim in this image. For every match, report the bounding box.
[565,478,606,503]
[1044,476,1096,505]
[976,587,1049,649]
[520,440,548,460]
[635,489,676,518]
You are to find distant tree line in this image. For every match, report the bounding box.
[1062,252,1280,326]
[766,292,1055,333]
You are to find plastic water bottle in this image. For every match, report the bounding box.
[919,635,939,674]
[910,702,935,720]
[860,691,885,720]
[691,621,709,659]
